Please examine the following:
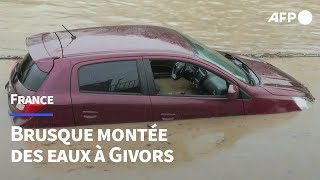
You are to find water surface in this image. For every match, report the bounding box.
[0,0,319,57]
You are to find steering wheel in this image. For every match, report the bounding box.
[171,62,187,80]
[191,68,207,89]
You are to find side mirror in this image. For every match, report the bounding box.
[227,84,239,100]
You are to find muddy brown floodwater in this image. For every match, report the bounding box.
[0,58,319,180]
[0,0,319,57]
[0,0,320,179]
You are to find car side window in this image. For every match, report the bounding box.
[78,60,141,94]
[150,59,228,97]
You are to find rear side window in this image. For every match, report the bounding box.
[78,60,141,94]
[17,53,48,91]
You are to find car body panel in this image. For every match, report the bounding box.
[241,84,300,114]
[70,56,152,125]
[233,54,313,99]
[26,25,194,60]
[150,96,244,120]
[7,58,74,128]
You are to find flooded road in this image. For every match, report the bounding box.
[0,0,320,57]
[0,0,320,179]
[0,58,319,179]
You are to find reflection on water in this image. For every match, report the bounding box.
[0,0,319,57]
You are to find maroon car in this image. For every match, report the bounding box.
[6,25,314,128]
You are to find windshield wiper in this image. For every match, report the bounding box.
[240,64,255,85]
[225,53,255,85]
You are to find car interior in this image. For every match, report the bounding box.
[150,60,228,97]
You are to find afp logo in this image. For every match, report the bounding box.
[268,10,313,25]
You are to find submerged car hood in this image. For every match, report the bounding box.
[233,54,314,99]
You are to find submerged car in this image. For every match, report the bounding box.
[6,25,314,128]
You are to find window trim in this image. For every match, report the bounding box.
[77,59,145,95]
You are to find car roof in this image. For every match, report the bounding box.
[26,25,195,60]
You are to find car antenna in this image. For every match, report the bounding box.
[62,25,76,40]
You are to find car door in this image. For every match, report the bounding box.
[143,57,245,121]
[71,57,151,126]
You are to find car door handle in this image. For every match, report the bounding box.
[160,113,175,121]
[82,111,98,119]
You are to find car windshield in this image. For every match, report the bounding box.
[183,35,249,83]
